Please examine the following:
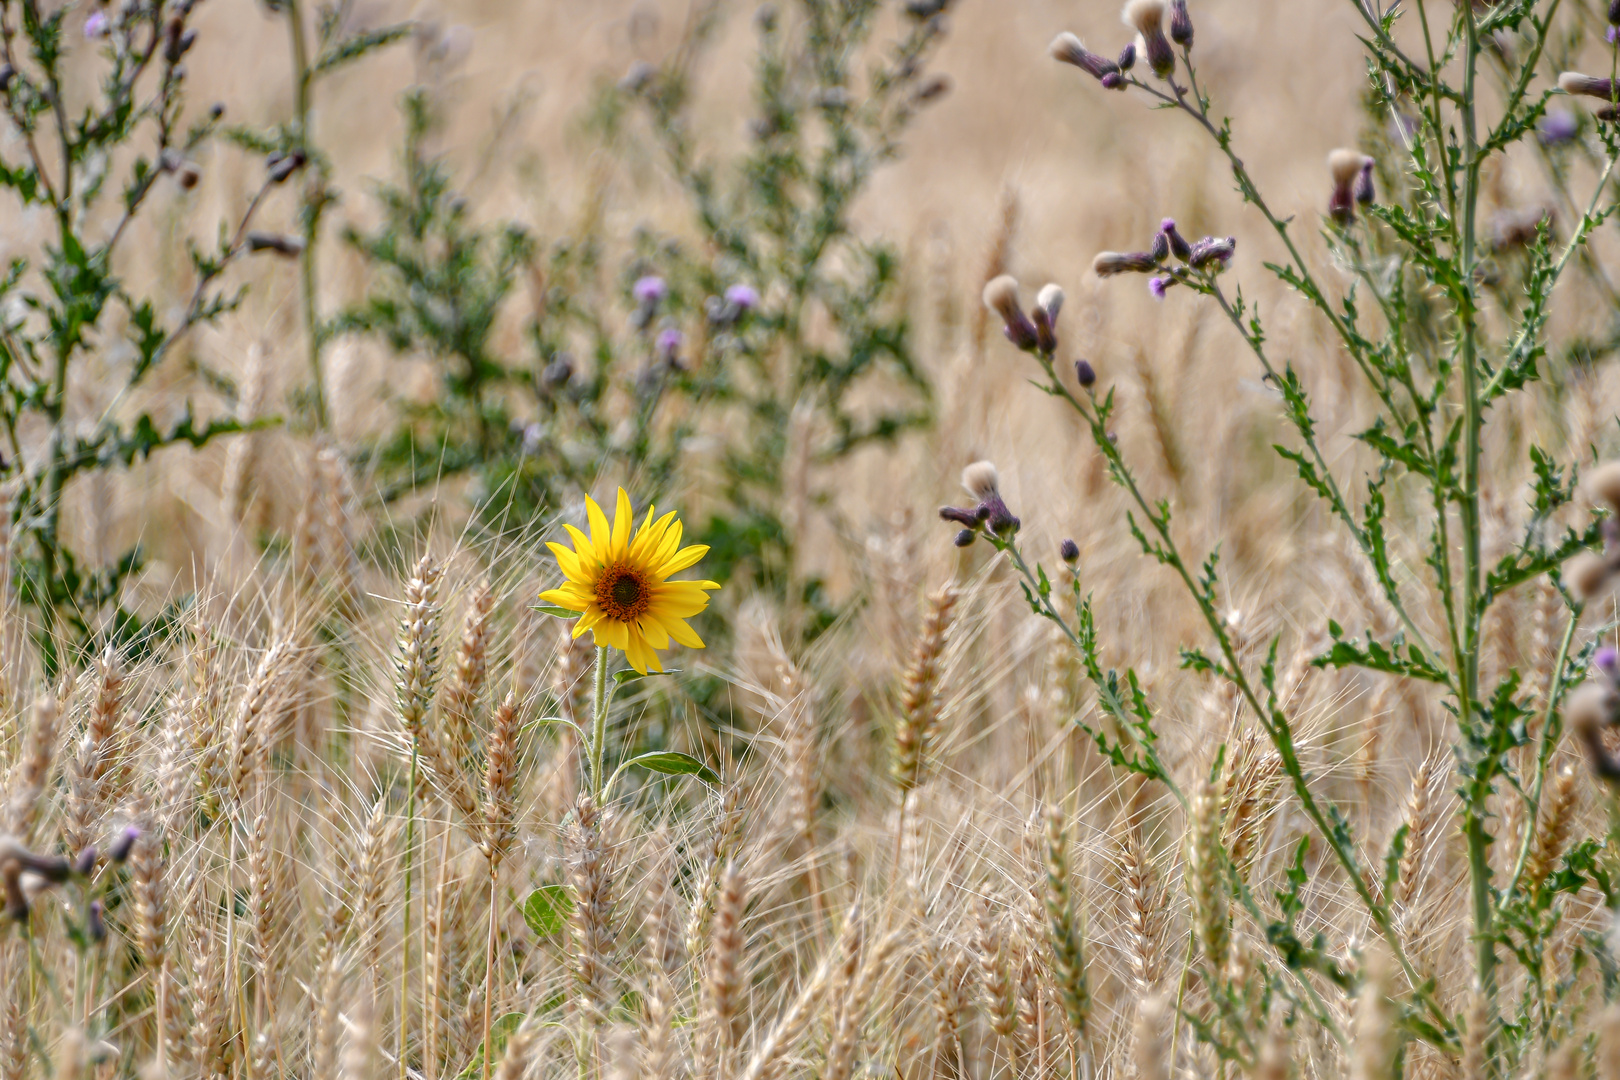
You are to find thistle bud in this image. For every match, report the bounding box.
[1611,0,1620,25]
[954,529,976,548]
[1328,148,1367,224]
[87,900,106,943]
[1187,235,1236,269]
[1569,680,1620,782]
[74,847,97,877]
[1355,159,1376,206]
[1590,460,1620,511]
[109,826,139,864]
[1169,0,1193,47]
[1101,71,1125,90]
[1033,283,1065,354]
[246,232,304,257]
[1049,32,1120,82]
[1116,42,1137,71]
[1566,550,1613,601]
[961,461,1020,535]
[1149,231,1170,262]
[1092,250,1161,277]
[1060,538,1081,563]
[176,161,201,191]
[1123,0,1175,78]
[1075,359,1097,387]
[1560,72,1617,99]
[266,149,307,184]
[1161,218,1191,260]
[983,275,1040,351]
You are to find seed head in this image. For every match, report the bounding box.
[1049,33,1120,82]
[982,275,1040,351]
[1566,550,1613,602]
[1034,284,1065,353]
[1560,72,1617,99]
[1328,149,1368,224]
[1092,250,1161,276]
[1123,0,1174,77]
[962,461,1000,503]
[1169,0,1193,46]
[1590,461,1620,511]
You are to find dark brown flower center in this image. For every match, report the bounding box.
[596,565,651,621]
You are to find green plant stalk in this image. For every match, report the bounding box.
[1027,352,1454,1042]
[285,0,327,429]
[1457,0,1498,1004]
[1503,603,1582,900]
[589,646,609,800]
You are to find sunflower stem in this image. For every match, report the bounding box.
[589,645,610,800]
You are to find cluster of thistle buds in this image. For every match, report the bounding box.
[939,462,1020,547]
[1557,71,1620,123]
[1327,149,1377,225]
[0,825,137,926]
[982,276,1065,355]
[1091,218,1235,298]
[1563,461,1620,603]
[1049,0,1192,88]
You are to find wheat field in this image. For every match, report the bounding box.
[2,0,1619,1078]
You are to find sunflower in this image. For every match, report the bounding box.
[540,488,721,674]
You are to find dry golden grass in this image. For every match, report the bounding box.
[5,1,1620,1078]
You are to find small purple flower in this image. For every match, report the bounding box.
[656,328,684,364]
[1608,24,1619,44]
[633,276,667,304]
[84,10,108,37]
[724,283,760,311]
[1599,646,1620,678]
[1540,110,1578,145]
[1149,276,1169,300]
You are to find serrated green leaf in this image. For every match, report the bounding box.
[522,885,572,938]
[613,667,680,687]
[619,750,719,785]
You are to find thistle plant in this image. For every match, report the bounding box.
[971,0,1620,1070]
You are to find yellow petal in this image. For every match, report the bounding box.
[623,631,650,674]
[610,488,633,559]
[631,510,679,563]
[649,518,684,568]
[564,523,598,566]
[651,582,716,619]
[638,617,670,650]
[658,543,710,576]
[546,541,586,581]
[538,589,589,612]
[594,618,629,652]
[655,614,705,649]
[586,495,611,556]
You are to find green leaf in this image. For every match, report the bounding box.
[455,1012,525,1080]
[533,605,580,619]
[522,885,572,938]
[613,667,680,687]
[618,750,719,786]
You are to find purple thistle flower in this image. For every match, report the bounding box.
[1149,276,1169,300]
[1600,646,1620,678]
[633,276,667,304]
[1539,109,1578,145]
[724,283,760,310]
[656,328,684,361]
[85,10,108,37]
